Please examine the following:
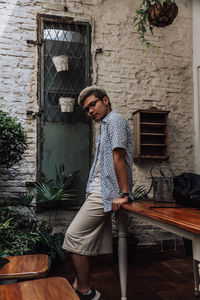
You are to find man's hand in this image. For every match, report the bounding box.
[112,197,128,211]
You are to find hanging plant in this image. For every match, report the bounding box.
[0,109,27,168]
[133,0,178,48]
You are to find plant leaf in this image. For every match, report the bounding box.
[0,257,9,270]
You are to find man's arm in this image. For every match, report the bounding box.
[112,147,129,211]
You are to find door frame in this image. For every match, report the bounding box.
[36,14,92,183]
[193,0,200,173]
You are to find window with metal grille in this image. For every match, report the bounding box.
[42,20,91,122]
[37,16,92,206]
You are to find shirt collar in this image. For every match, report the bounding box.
[101,110,116,124]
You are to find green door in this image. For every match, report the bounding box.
[38,17,91,206]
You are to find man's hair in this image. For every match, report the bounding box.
[78,85,111,107]
[85,91,111,108]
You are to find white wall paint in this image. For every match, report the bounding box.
[193,0,200,173]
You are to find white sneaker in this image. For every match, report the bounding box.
[75,287,101,300]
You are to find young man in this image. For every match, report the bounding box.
[63,86,133,300]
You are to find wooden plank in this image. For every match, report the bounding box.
[141,144,166,146]
[122,201,200,235]
[0,277,79,300]
[141,133,166,136]
[133,111,141,157]
[141,122,166,126]
[165,112,169,157]
[0,254,48,280]
[132,109,170,115]
[140,155,169,159]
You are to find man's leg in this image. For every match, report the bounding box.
[62,194,112,298]
[72,253,90,293]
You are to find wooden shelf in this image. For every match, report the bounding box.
[141,144,167,147]
[135,155,169,159]
[141,133,166,136]
[132,109,169,160]
[141,122,166,126]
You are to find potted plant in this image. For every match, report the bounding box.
[0,109,27,168]
[134,0,178,48]
[59,97,75,113]
[52,55,69,72]
[13,165,78,261]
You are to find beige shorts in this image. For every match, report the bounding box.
[62,193,113,256]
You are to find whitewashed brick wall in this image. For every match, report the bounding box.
[0,0,194,245]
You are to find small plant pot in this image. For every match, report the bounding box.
[148,2,178,27]
[59,97,75,113]
[52,55,69,72]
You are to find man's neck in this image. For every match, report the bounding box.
[102,108,112,120]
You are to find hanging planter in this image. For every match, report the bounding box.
[59,97,75,113]
[52,55,69,72]
[133,0,178,48]
[148,1,178,27]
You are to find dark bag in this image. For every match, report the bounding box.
[150,166,174,203]
[173,172,200,207]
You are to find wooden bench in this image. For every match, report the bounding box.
[0,276,79,300]
[0,254,49,281]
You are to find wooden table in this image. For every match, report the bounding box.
[118,201,200,300]
[0,254,49,280]
[0,276,79,300]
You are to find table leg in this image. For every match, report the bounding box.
[192,236,200,296]
[193,259,200,296]
[118,210,128,300]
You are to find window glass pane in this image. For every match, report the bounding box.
[43,22,89,123]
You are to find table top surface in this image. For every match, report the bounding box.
[0,254,49,280]
[122,200,200,235]
[0,276,79,300]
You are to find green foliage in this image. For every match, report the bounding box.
[0,257,9,270]
[15,193,35,208]
[36,221,65,260]
[133,0,174,48]
[131,184,148,200]
[0,109,27,168]
[0,218,40,256]
[0,212,65,260]
[36,165,77,208]
[9,165,78,260]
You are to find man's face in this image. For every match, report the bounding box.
[83,94,111,121]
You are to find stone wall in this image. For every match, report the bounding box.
[0,0,194,245]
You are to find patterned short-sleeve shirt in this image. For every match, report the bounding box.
[86,110,133,212]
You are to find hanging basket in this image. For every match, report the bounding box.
[148,2,178,28]
[59,97,75,113]
[52,55,69,72]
